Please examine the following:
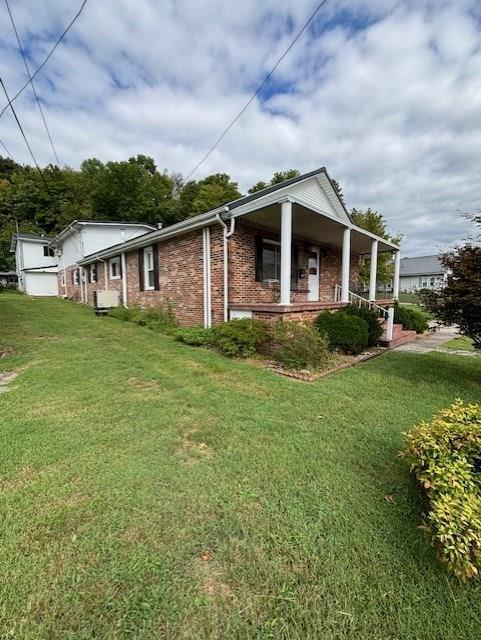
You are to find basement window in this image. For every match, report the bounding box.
[109,256,121,280]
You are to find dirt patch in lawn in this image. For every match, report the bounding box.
[0,370,18,393]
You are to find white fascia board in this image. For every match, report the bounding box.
[78,208,226,265]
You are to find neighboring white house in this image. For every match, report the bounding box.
[50,220,155,301]
[400,255,448,292]
[10,233,59,296]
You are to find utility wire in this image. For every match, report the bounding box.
[0,76,50,192]
[183,0,329,182]
[4,0,60,165]
[0,136,13,159]
[0,0,88,120]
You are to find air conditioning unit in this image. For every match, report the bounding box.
[94,289,120,315]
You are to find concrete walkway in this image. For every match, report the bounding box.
[394,324,480,356]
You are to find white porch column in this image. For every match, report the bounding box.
[393,250,401,299]
[341,227,351,303]
[368,239,378,302]
[280,200,292,305]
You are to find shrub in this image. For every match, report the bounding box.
[269,320,331,370]
[108,305,177,334]
[174,326,215,346]
[314,311,369,355]
[343,304,384,347]
[212,318,268,357]
[394,302,429,333]
[402,400,481,580]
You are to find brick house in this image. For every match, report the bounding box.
[74,168,403,341]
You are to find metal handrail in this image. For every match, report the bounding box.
[334,284,394,340]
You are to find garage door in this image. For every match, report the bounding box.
[25,272,58,296]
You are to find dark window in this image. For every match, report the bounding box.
[43,245,54,257]
[255,237,298,288]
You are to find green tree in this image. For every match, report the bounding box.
[330,178,344,205]
[179,173,241,217]
[351,208,402,286]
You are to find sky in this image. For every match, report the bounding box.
[0,0,480,255]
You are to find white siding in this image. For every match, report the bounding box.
[289,180,341,219]
[18,239,57,270]
[24,272,58,296]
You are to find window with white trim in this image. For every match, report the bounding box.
[109,256,121,279]
[143,246,155,290]
[43,245,55,257]
[61,271,65,286]
[73,269,80,285]
[90,263,98,284]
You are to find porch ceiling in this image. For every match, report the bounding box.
[239,203,396,254]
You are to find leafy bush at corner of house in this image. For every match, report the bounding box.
[269,320,331,370]
[401,400,481,580]
[212,318,268,357]
[314,311,369,355]
[394,302,429,333]
[173,326,215,346]
[343,304,384,347]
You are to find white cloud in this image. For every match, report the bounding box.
[0,0,480,253]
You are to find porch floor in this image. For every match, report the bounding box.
[229,299,395,314]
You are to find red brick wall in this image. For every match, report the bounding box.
[228,222,359,305]
[124,230,205,326]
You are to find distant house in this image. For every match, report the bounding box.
[49,220,155,302]
[10,233,58,296]
[400,255,448,293]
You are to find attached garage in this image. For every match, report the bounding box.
[23,267,58,296]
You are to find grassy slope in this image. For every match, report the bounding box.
[443,336,475,352]
[1,295,481,640]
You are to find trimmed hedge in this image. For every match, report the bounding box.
[269,320,331,370]
[402,401,481,580]
[315,311,369,355]
[343,304,384,347]
[212,318,268,357]
[394,303,429,334]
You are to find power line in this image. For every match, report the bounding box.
[0,136,13,159]
[0,0,88,120]
[4,0,60,165]
[183,0,329,182]
[0,76,50,192]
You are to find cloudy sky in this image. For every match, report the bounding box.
[0,0,480,254]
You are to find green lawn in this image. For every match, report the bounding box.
[442,335,475,352]
[1,295,481,639]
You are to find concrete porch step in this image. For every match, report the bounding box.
[379,330,417,348]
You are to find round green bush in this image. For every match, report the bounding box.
[314,310,369,354]
[269,320,331,370]
[173,326,215,346]
[212,318,268,357]
[394,303,429,333]
[343,304,384,347]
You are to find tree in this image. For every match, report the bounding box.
[330,178,344,205]
[420,245,481,349]
[248,169,300,194]
[248,181,268,194]
[351,208,402,286]
[179,173,241,217]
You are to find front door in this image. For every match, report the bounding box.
[307,247,320,301]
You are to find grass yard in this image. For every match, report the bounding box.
[442,335,475,352]
[1,295,481,639]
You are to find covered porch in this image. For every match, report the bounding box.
[226,198,400,334]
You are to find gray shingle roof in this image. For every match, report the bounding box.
[400,255,445,276]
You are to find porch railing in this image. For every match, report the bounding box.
[334,284,394,341]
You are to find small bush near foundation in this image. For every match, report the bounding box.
[343,304,384,347]
[401,401,481,580]
[108,305,177,334]
[212,318,268,357]
[174,326,215,346]
[314,311,368,355]
[394,303,429,334]
[269,320,331,370]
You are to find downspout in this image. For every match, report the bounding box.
[121,252,128,308]
[215,210,235,322]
